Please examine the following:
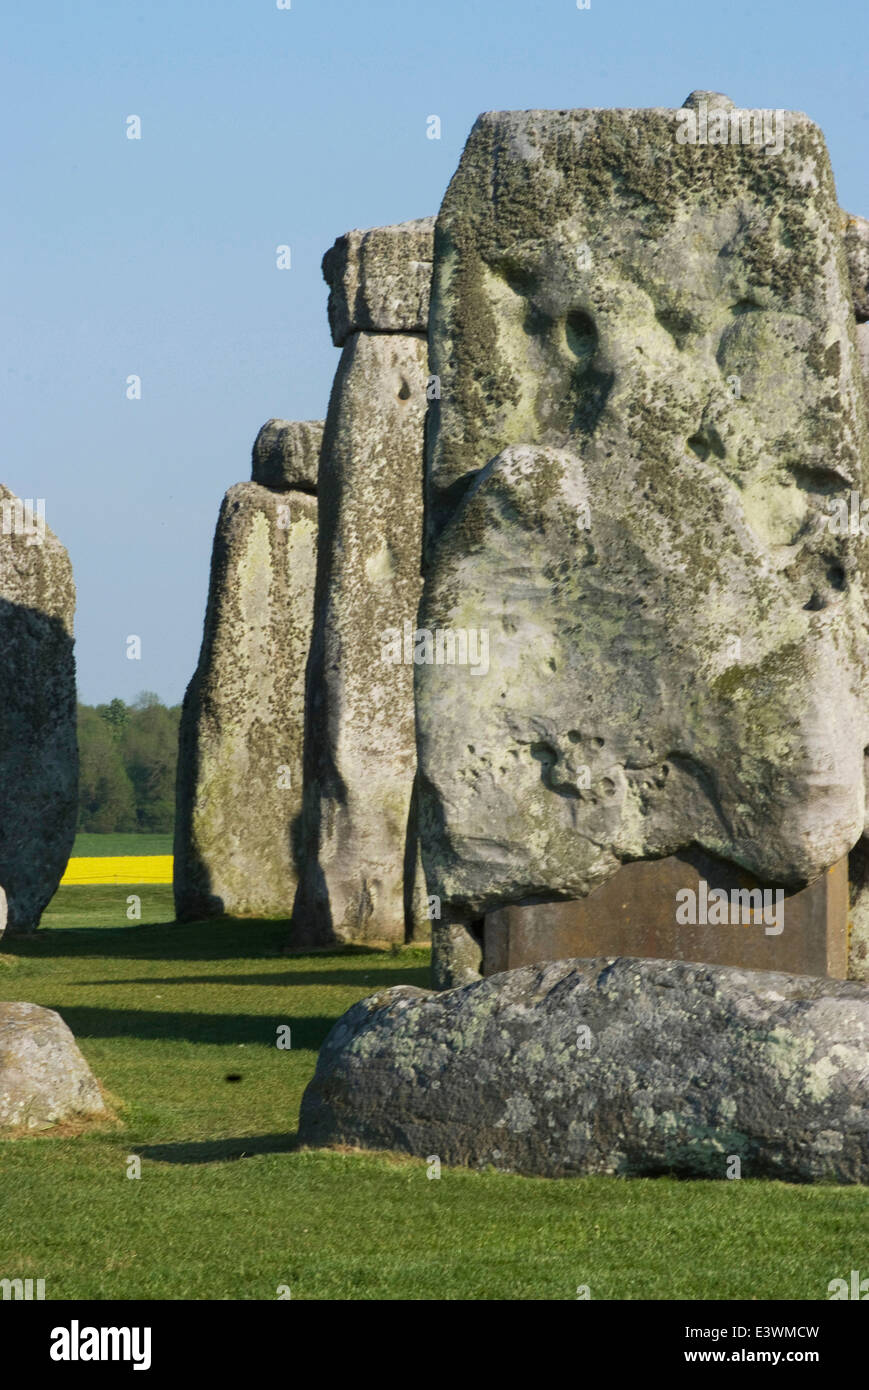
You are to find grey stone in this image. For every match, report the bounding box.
[842,211,869,322]
[174,481,317,920]
[418,103,869,986]
[299,956,869,1183]
[251,418,323,492]
[292,330,428,945]
[857,321,869,385]
[322,218,435,347]
[0,1002,107,1133]
[0,486,77,934]
[682,90,735,111]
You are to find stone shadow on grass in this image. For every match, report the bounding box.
[135,1133,299,1165]
[39,1006,338,1049]
[75,966,430,990]
[2,918,416,963]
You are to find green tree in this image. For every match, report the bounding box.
[121,693,181,832]
[97,697,129,737]
[77,705,137,832]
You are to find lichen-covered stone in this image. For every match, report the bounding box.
[322,219,435,347]
[842,211,869,322]
[418,103,869,983]
[251,418,323,492]
[0,486,77,934]
[0,1002,106,1133]
[174,482,317,919]
[292,331,428,945]
[299,956,869,1183]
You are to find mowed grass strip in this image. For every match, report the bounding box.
[61,856,173,886]
[72,834,174,859]
[0,902,866,1299]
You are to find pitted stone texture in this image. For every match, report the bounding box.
[292,331,428,945]
[299,956,869,1183]
[0,1002,106,1133]
[251,419,323,492]
[419,106,869,969]
[174,482,317,920]
[0,486,77,933]
[322,219,435,347]
[842,212,869,322]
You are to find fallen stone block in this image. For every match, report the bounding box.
[0,1002,107,1133]
[299,956,869,1183]
[251,418,323,492]
[322,218,435,346]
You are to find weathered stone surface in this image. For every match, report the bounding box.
[0,486,77,934]
[857,321,869,385]
[299,956,869,1183]
[322,219,435,347]
[842,211,869,322]
[418,103,869,985]
[0,1002,106,1133]
[292,331,428,945]
[174,482,317,920]
[251,418,323,492]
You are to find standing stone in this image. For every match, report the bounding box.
[0,486,77,934]
[174,467,317,921]
[292,220,434,946]
[0,1002,107,1133]
[842,213,869,979]
[293,335,429,945]
[417,102,869,986]
[842,211,869,322]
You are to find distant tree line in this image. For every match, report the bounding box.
[77,693,181,833]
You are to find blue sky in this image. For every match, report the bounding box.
[2,0,867,704]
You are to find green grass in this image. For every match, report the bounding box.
[0,895,865,1300]
[43,885,175,929]
[72,832,173,858]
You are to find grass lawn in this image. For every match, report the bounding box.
[72,833,174,858]
[0,888,865,1300]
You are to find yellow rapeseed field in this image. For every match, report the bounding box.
[60,856,173,886]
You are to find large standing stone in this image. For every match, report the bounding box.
[174,479,317,920]
[0,486,77,934]
[417,101,869,985]
[0,1002,106,1133]
[292,328,429,945]
[299,956,869,1183]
